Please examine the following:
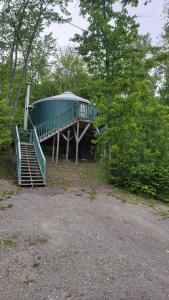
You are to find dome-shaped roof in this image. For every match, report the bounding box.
[32,91,90,105]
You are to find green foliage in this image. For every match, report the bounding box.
[76,0,169,199]
[0,99,12,149]
[31,46,90,101]
[0,0,71,120]
[102,83,169,198]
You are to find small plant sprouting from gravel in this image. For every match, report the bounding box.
[33,261,40,268]
[90,187,97,201]
[0,203,13,211]
[0,206,7,211]
[28,236,48,247]
[1,239,17,247]
[75,193,82,197]
[23,276,35,285]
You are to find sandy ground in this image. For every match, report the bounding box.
[0,162,169,300]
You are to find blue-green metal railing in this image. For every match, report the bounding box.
[36,104,95,139]
[36,107,76,139]
[18,128,33,143]
[31,126,46,184]
[15,126,46,185]
[14,126,21,185]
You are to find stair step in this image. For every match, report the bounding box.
[21,147,34,149]
[21,166,40,168]
[21,156,37,158]
[21,161,39,163]
[20,179,43,181]
[22,168,40,170]
[21,144,34,147]
[21,151,36,154]
[21,159,38,161]
[21,183,45,186]
[21,176,42,178]
[22,171,41,173]
[21,164,39,167]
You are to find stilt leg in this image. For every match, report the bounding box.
[75,122,79,164]
[52,135,56,162]
[66,130,70,161]
[56,132,60,164]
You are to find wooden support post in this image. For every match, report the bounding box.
[52,135,56,162]
[75,122,79,164]
[56,132,60,164]
[66,130,70,161]
[78,123,91,143]
[74,122,91,164]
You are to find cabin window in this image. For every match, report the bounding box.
[79,103,88,118]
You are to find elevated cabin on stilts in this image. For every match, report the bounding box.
[14,90,96,186]
[29,91,96,164]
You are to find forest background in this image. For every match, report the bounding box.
[1,0,169,199]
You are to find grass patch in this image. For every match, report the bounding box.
[48,161,108,190]
[89,187,97,201]
[109,188,157,208]
[0,188,21,202]
[1,239,16,247]
[156,209,169,219]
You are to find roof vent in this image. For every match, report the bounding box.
[63,91,74,95]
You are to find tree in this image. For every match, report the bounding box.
[159,0,169,104]
[73,0,169,198]
[52,47,89,95]
[0,0,71,121]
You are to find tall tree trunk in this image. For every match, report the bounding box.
[7,0,30,105]
[11,14,43,124]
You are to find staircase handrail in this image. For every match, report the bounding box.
[14,126,21,185]
[32,126,46,184]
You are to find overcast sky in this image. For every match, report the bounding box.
[45,0,165,47]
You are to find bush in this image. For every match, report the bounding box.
[0,99,13,150]
[97,82,169,199]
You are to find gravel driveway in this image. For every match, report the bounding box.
[0,162,169,300]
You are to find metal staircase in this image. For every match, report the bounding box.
[14,126,46,186]
[20,143,44,186]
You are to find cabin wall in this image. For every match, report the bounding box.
[30,100,77,126]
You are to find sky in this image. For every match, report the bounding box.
[45,0,165,47]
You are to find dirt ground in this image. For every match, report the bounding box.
[0,161,169,300]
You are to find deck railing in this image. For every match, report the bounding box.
[35,104,95,139]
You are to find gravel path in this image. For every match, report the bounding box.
[0,164,169,300]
